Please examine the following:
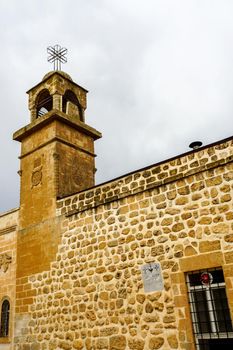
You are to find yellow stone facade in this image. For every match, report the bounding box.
[0,208,18,348]
[0,70,233,349]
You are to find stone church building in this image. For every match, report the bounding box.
[0,70,233,350]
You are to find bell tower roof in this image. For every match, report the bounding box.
[42,70,73,81]
[26,70,88,95]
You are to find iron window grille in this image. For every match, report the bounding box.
[0,300,10,337]
[186,268,233,349]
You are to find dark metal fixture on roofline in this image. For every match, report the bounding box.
[189,141,203,150]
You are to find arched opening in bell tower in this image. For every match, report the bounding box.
[62,90,83,121]
[36,89,53,118]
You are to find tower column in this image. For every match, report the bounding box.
[53,93,62,110]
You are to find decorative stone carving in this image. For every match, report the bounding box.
[0,253,12,272]
[31,166,42,188]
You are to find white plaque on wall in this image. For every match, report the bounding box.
[141,262,163,293]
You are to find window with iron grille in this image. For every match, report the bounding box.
[186,268,233,349]
[0,300,10,337]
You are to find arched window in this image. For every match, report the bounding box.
[62,90,83,121]
[0,299,10,337]
[36,89,53,118]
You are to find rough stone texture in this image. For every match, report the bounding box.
[2,71,233,350]
[0,208,18,349]
[10,137,233,350]
[12,73,102,334]
[109,335,126,349]
[128,338,144,350]
[167,334,178,349]
[149,337,164,349]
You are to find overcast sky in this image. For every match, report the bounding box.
[1,0,233,213]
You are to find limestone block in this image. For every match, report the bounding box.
[109,335,126,350]
[95,338,108,349]
[167,334,178,349]
[199,240,220,253]
[225,234,233,243]
[225,252,233,264]
[184,246,197,256]
[145,302,153,313]
[149,337,164,349]
[161,218,173,226]
[128,338,145,350]
[212,223,229,234]
[73,339,84,349]
[172,223,184,232]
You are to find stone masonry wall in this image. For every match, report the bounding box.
[14,138,233,349]
[0,208,18,349]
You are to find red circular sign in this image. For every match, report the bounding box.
[200,272,213,286]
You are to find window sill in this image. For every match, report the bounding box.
[0,337,11,344]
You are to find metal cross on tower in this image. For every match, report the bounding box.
[47,44,68,71]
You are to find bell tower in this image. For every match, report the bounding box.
[13,68,101,276]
